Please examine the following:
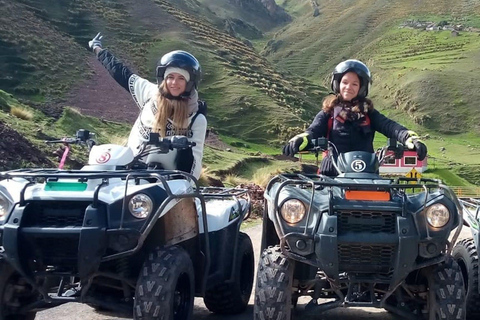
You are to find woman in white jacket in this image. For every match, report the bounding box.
[88,33,206,179]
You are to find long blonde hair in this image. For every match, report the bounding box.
[153,81,189,136]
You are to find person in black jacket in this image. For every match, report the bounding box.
[282,59,427,176]
[88,33,206,179]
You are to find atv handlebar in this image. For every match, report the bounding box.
[306,137,404,162]
[145,134,195,152]
[135,134,196,162]
[148,134,196,150]
[304,137,405,175]
[45,129,97,169]
[45,129,96,150]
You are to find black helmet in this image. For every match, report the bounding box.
[156,50,201,97]
[330,59,372,99]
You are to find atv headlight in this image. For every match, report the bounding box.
[128,194,153,219]
[0,193,12,222]
[280,199,306,224]
[425,203,450,228]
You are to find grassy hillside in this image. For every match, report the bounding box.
[0,0,323,178]
[258,0,480,184]
[3,0,480,186]
[269,1,480,134]
[0,0,324,141]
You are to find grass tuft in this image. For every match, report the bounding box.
[10,107,33,120]
[223,174,248,187]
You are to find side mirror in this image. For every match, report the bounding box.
[387,138,404,159]
[148,132,160,144]
[312,137,328,150]
[76,129,90,142]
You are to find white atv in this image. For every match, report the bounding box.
[0,129,254,320]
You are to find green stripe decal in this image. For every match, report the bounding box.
[44,182,87,191]
[299,136,309,151]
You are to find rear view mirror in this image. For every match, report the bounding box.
[387,138,404,159]
[312,137,328,150]
[148,132,160,144]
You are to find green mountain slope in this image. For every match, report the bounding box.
[269,0,480,135]
[3,0,480,185]
[0,0,324,141]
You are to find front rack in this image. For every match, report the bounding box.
[200,187,251,221]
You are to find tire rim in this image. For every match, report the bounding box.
[173,272,192,320]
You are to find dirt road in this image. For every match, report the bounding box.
[36,224,473,320]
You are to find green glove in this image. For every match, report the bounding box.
[282,133,310,157]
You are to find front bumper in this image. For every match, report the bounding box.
[281,209,444,285]
[1,201,141,279]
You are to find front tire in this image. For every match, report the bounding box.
[427,258,466,320]
[134,245,194,320]
[453,238,480,318]
[254,245,294,320]
[204,232,254,314]
[0,262,37,320]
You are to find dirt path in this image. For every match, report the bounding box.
[36,224,474,320]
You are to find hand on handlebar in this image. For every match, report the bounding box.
[405,131,427,161]
[412,140,427,161]
[282,133,311,157]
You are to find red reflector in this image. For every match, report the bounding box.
[345,190,391,201]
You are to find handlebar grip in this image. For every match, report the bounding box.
[45,137,79,144]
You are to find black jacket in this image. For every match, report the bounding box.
[97,49,133,91]
[306,107,410,176]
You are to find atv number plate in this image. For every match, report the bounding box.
[44,181,88,191]
[345,190,391,201]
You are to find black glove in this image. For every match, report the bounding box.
[414,140,427,161]
[405,131,427,161]
[282,133,310,157]
[88,32,103,51]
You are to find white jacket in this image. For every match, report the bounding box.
[127,74,207,179]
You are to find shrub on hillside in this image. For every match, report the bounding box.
[11,107,33,120]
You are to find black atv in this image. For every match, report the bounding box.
[452,198,480,319]
[0,130,254,320]
[254,138,465,320]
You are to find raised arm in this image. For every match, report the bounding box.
[88,32,134,92]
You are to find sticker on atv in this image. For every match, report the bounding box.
[96,152,111,163]
[351,159,366,172]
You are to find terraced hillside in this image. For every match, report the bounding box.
[0,0,325,149]
[4,0,480,180]
[269,0,480,136]
[156,1,323,122]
